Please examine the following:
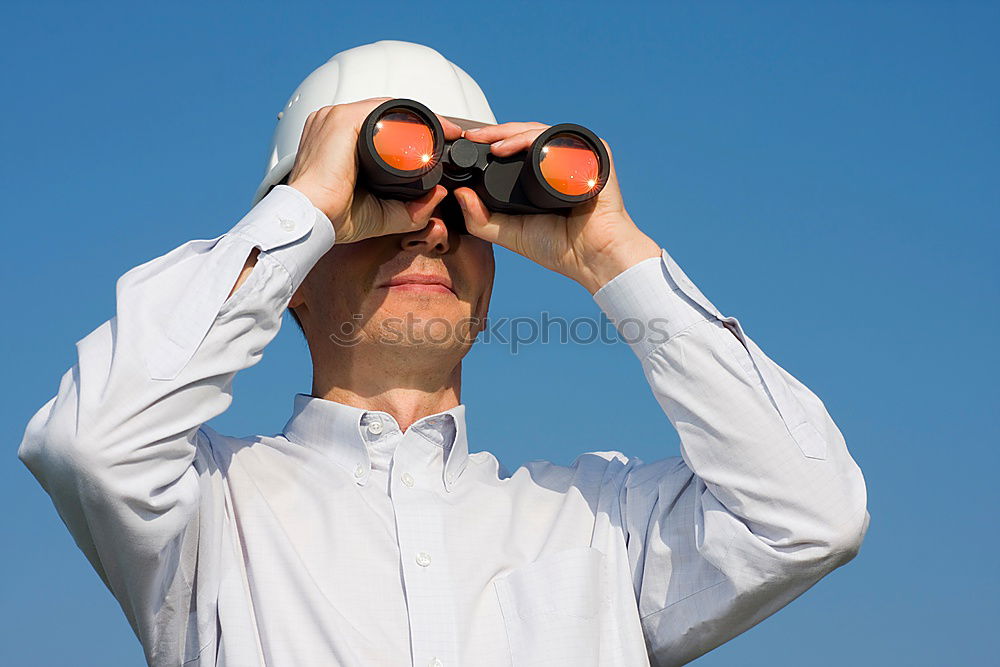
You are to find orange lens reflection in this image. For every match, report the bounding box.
[372,109,436,171]
[538,133,600,196]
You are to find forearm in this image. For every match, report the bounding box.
[230,246,262,298]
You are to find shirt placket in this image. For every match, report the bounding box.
[389,430,459,667]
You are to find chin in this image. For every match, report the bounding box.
[367,304,478,350]
[381,293,460,314]
[379,288,464,313]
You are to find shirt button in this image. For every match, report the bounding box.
[416,551,432,567]
[367,420,384,435]
[401,472,414,487]
[429,659,443,667]
[279,217,296,232]
[353,464,365,478]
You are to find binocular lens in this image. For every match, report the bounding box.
[372,109,437,172]
[538,133,601,197]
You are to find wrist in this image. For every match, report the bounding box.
[287,180,342,234]
[576,224,662,295]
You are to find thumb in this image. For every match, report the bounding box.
[455,188,528,256]
[403,185,449,228]
[348,186,448,242]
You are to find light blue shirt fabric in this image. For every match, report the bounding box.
[19,184,870,666]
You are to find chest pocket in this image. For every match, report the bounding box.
[493,546,611,666]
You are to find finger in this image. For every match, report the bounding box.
[312,102,380,164]
[297,107,327,155]
[453,187,526,254]
[436,115,464,141]
[301,109,318,140]
[339,97,393,132]
[347,97,462,141]
[487,128,548,157]
[352,96,393,110]
[462,121,549,144]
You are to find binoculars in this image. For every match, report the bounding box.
[357,98,610,233]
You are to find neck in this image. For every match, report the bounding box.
[309,343,463,432]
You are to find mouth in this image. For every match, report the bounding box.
[379,273,456,295]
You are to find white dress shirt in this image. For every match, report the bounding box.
[19,185,870,667]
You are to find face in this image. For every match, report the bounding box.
[291,192,495,361]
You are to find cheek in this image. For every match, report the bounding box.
[463,240,495,303]
[311,243,384,316]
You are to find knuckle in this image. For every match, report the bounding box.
[303,105,331,124]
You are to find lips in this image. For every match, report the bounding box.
[380,273,455,295]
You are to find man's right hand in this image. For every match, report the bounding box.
[287,97,463,244]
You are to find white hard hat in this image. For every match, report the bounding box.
[252,40,497,206]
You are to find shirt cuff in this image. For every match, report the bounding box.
[593,248,724,359]
[228,184,336,292]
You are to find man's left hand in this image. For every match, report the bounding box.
[454,122,662,294]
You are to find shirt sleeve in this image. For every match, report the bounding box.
[17,185,334,665]
[592,248,871,666]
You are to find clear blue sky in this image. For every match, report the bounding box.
[2,1,996,665]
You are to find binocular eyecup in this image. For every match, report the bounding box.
[357,98,610,234]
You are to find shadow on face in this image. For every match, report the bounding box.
[291,192,495,360]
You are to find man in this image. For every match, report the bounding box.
[18,40,870,666]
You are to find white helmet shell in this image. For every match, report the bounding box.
[252,40,497,206]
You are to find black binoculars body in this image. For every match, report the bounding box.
[356,99,609,231]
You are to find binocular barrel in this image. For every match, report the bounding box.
[357,99,610,221]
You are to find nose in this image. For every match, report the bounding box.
[399,214,452,254]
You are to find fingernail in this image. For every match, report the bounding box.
[457,195,467,211]
[491,140,505,149]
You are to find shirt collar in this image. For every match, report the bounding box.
[281,393,470,492]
